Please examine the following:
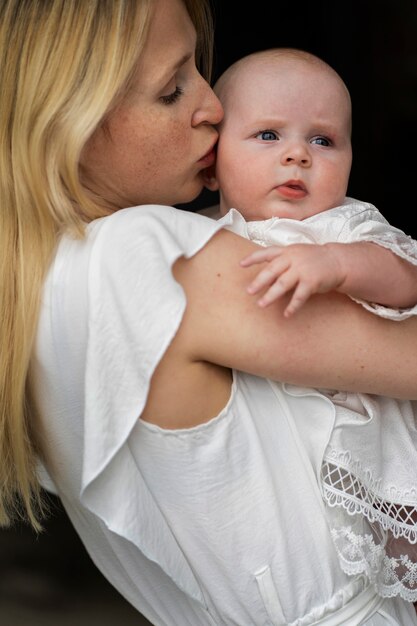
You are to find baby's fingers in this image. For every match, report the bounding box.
[256,277,295,307]
[240,246,283,267]
[247,258,290,296]
[283,283,313,318]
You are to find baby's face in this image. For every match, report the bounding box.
[215,58,352,221]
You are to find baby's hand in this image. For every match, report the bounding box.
[240,243,346,317]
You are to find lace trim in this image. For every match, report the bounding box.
[331,526,417,602]
[321,453,417,601]
[321,454,417,544]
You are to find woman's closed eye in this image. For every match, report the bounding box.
[160,85,184,105]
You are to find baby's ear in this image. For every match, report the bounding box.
[202,164,219,192]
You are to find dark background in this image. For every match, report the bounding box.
[1,2,417,624]
[187,0,417,240]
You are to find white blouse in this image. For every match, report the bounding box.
[33,204,417,625]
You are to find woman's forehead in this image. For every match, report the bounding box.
[137,0,196,78]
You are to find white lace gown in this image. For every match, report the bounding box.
[219,198,417,602]
[33,205,417,625]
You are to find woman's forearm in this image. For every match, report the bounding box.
[175,228,417,399]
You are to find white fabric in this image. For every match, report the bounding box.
[303,584,384,625]
[32,204,417,625]
[218,197,417,320]
[218,198,417,603]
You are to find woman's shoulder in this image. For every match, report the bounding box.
[89,203,219,235]
[47,204,226,344]
[83,204,222,262]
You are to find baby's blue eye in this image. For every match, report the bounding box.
[311,136,331,147]
[256,130,278,141]
[160,86,184,105]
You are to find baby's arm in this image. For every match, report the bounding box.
[241,241,417,318]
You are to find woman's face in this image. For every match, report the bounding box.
[81,0,223,210]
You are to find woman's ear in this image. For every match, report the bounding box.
[202,164,220,192]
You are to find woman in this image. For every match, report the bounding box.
[1,0,417,624]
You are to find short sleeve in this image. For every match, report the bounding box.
[77,205,226,602]
[81,205,224,492]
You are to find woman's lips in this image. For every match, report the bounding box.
[276,181,307,199]
[198,139,217,167]
[199,147,216,167]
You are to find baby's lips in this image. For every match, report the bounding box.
[276,181,307,199]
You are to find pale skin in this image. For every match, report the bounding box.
[206,52,417,317]
[243,240,417,316]
[82,0,417,433]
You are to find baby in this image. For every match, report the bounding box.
[204,48,417,601]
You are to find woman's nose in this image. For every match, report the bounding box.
[281,143,311,167]
[192,79,224,127]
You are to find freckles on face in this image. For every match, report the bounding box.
[81,0,222,210]
[129,113,197,203]
[82,100,191,208]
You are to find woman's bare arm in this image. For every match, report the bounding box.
[173,228,417,400]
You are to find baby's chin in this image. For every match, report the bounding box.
[219,198,328,222]
[241,203,308,222]
[243,198,343,222]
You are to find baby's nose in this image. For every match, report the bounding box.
[281,143,311,167]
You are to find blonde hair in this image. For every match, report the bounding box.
[0,0,214,530]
